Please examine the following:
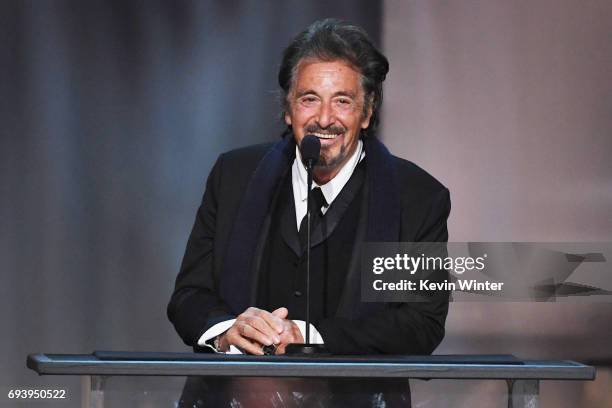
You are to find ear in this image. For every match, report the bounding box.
[284,111,292,126]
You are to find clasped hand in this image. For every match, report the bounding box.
[218,307,304,355]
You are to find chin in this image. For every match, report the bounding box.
[318,154,344,170]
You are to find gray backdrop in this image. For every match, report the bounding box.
[383,0,612,361]
[0,1,381,406]
[2,0,611,407]
[382,1,612,406]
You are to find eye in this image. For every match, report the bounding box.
[299,96,318,104]
[334,97,354,109]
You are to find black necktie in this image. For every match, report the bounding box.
[298,187,328,247]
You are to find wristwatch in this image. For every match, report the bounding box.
[213,335,221,351]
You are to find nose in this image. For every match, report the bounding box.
[316,101,334,129]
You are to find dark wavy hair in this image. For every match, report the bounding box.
[278,18,389,138]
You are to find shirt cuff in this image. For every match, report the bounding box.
[197,319,242,354]
[293,320,324,344]
[197,319,324,353]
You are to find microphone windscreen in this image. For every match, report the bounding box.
[301,135,321,165]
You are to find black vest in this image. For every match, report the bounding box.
[257,160,366,324]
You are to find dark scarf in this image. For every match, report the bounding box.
[220,135,400,315]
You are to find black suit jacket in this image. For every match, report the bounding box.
[168,136,451,355]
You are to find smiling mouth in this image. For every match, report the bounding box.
[312,132,342,139]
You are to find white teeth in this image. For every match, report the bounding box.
[313,132,340,139]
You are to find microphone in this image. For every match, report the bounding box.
[285,135,329,356]
[300,134,320,170]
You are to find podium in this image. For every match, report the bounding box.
[27,352,595,407]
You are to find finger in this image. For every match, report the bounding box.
[271,307,288,319]
[244,317,281,344]
[253,309,284,334]
[290,320,305,343]
[239,320,278,346]
[225,327,265,355]
[238,308,279,342]
[274,343,287,355]
[232,334,265,356]
[277,320,304,345]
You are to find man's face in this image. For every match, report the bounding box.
[285,59,372,182]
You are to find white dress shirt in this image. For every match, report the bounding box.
[198,139,365,353]
[292,139,365,228]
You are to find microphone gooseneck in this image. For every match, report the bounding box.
[285,135,329,355]
[301,135,320,345]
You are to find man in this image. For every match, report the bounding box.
[168,18,450,405]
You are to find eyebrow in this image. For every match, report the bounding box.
[294,89,358,99]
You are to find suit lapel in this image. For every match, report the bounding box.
[335,179,371,319]
[309,159,366,249]
[364,137,401,243]
[336,137,401,319]
[219,136,295,315]
[280,181,302,257]
[282,159,367,257]
[249,168,292,303]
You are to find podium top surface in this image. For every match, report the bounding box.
[27,352,595,380]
